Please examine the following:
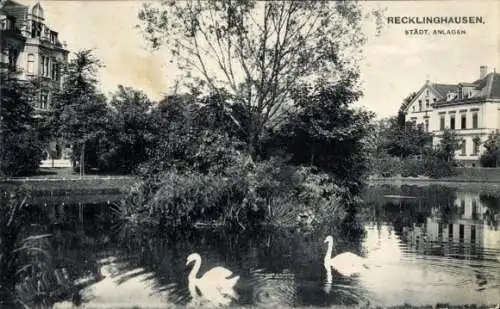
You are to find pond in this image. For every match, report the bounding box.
[1,184,499,308]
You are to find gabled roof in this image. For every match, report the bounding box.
[401,82,451,113]
[429,83,457,98]
[403,71,500,112]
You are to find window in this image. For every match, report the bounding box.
[473,138,480,155]
[31,21,42,38]
[471,225,476,243]
[27,54,34,74]
[450,115,455,130]
[461,114,467,129]
[472,113,478,129]
[425,119,429,132]
[425,99,430,108]
[5,16,15,30]
[40,56,45,75]
[472,200,478,220]
[41,93,48,109]
[440,115,445,130]
[50,32,57,43]
[51,61,58,80]
[412,106,415,112]
[433,98,437,103]
[448,224,453,238]
[8,48,17,70]
[418,100,422,111]
[45,57,50,77]
[459,224,464,241]
[460,140,466,156]
[40,56,50,77]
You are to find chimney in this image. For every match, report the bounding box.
[480,65,488,79]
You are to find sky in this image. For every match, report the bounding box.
[18,0,500,119]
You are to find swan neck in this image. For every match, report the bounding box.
[188,255,201,298]
[325,239,333,265]
[188,255,201,281]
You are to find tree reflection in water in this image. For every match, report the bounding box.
[2,184,498,308]
[0,190,106,308]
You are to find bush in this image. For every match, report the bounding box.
[368,155,402,177]
[422,154,455,178]
[124,156,347,230]
[401,157,424,177]
[480,152,498,167]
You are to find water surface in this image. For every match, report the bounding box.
[2,184,499,308]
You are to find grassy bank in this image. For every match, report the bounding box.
[50,305,500,309]
[370,167,500,184]
[0,168,137,194]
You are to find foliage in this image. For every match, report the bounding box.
[369,153,402,178]
[99,85,155,173]
[434,129,461,163]
[400,156,424,177]
[272,79,374,197]
[379,113,433,159]
[0,72,44,177]
[138,0,371,157]
[140,93,245,177]
[48,49,111,175]
[128,155,346,230]
[480,131,500,167]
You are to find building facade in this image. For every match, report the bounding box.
[1,0,68,111]
[403,66,500,166]
[1,0,71,162]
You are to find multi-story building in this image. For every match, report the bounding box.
[402,66,500,166]
[1,0,70,162]
[1,0,69,106]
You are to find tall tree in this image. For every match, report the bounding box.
[49,50,110,175]
[138,0,369,157]
[435,129,461,163]
[274,77,375,196]
[0,72,44,176]
[479,131,500,167]
[103,85,154,173]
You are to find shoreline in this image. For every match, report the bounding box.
[368,176,500,184]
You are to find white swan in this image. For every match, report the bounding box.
[186,253,240,307]
[324,235,369,277]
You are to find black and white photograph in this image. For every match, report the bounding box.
[0,0,499,308]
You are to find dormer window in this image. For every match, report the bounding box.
[31,21,42,38]
[50,31,58,43]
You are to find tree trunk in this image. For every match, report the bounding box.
[80,142,85,176]
[310,140,315,166]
